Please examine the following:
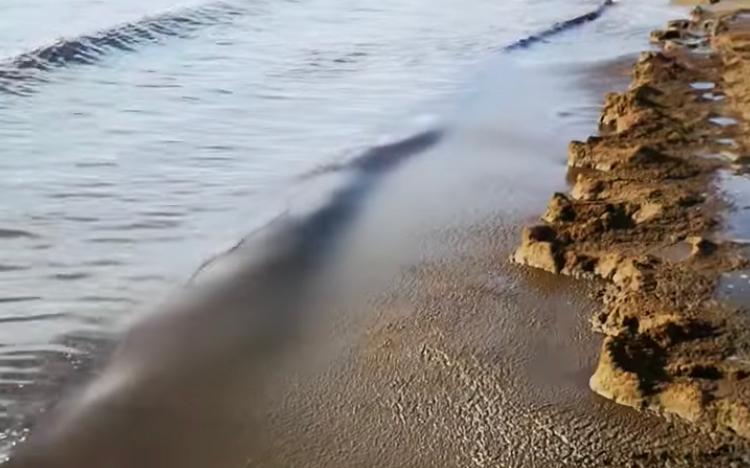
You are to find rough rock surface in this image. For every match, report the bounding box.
[513,7,750,442]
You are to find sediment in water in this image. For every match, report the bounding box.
[513,6,750,440]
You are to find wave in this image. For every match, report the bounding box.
[0,1,249,95]
[0,0,614,96]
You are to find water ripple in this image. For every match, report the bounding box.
[0,1,251,95]
[0,229,36,240]
[0,314,68,325]
[0,298,41,305]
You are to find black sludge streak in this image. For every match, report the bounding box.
[293,129,444,261]
[196,128,446,286]
[504,0,615,51]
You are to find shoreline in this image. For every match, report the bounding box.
[514,3,750,444]
[6,5,748,465]
[6,56,725,466]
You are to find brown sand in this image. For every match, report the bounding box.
[9,193,750,465]
[514,4,750,444]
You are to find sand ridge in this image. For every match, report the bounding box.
[514,4,750,442]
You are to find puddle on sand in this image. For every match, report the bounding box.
[709,116,739,127]
[670,37,709,49]
[727,153,750,164]
[718,138,739,148]
[701,151,740,162]
[690,47,714,56]
[650,241,693,263]
[691,81,716,90]
[708,150,748,163]
[715,170,750,305]
[719,170,750,243]
[716,269,750,308]
[702,92,726,101]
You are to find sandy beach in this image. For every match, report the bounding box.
[4,2,750,467]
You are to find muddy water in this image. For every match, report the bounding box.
[0,0,716,466]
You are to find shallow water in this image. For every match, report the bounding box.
[717,269,750,308]
[691,81,716,90]
[0,0,685,461]
[710,115,739,127]
[0,0,600,343]
[720,170,750,243]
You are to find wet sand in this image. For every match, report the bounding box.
[255,221,748,467]
[8,143,750,468]
[7,219,743,467]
